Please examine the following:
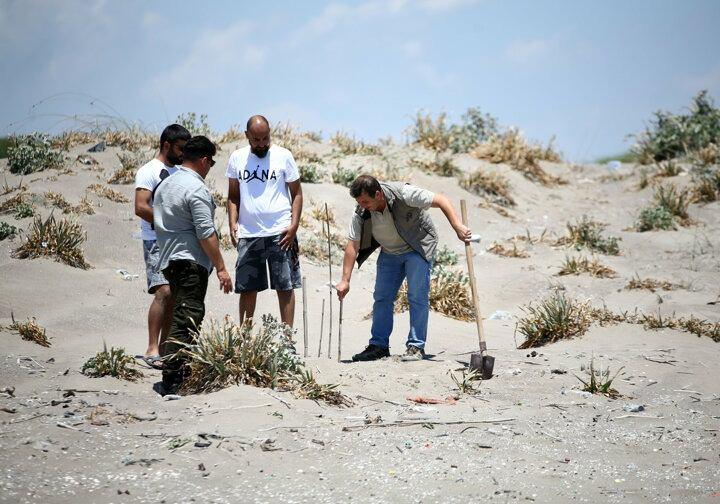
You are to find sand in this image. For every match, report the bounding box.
[0,138,718,503]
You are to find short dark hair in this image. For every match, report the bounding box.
[349,174,381,198]
[182,136,216,162]
[159,124,191,150]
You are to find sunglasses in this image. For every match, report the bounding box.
[207,157,216,167]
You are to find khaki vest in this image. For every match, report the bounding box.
[355,182,438,268]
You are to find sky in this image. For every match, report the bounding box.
[2,0,719,161]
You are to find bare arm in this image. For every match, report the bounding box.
[279,179,303,250]
[336,240,360,300]
[134,189,154,224]
[431,193,471,242]
[199,234,233,293]
[227,178,240,246]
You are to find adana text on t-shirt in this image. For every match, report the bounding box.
[225,145,300,238]
[134,158,179,241]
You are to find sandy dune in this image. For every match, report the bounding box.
[1,138,718,503]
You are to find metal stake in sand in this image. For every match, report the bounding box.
[318,299,325,358]
[461,199,495,379]
[302,276,309,358]
[337,299,343,362]
[325,203,333,359]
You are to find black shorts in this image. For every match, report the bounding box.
[235,233,302,293]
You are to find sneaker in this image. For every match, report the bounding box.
[351,344,390,362]
[400,345,426,361]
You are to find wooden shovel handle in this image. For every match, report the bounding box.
[460,200,486,351]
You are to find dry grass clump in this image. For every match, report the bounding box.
[293,370,352,406]
[557,255,616,278]
[625,276,675,292]
[1,178,27,196]
[86,184,129,203]
[82,343,143,381]
[576,357,622,399]
[487,241,529,258]
[6,313,50,347]
[653,160,683,178]
[0,193,35,218]
[396,267,474,321]
[449,368,481,394]
[51,131,98,150]
[309,202,335,225]
[12,214,90,269]
[460,170,515,207]
[411,154,459,177]
[516,293,593,348]
[216,125,244,144]
[295,149,323,164]
[103,128,155,152]
[108,152,146,184]
[471,129,563,186]
[690,168,720,203]
[178,315,350,405]
[636,183,692,231]
[558,215,621,255]
[330,131,381,156]
[408,112,453,152]
[44,191,94,215]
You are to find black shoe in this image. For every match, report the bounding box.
[352,344,390,362]
[400,345,426,361]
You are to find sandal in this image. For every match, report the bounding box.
[135,354,164,370]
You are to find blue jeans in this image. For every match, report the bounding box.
[370,251,431,349]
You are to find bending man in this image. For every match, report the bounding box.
[336,175,471,362]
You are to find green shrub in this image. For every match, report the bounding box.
[175,112,213,137]
[8,133,64,175]
[0,137,9,159]
[82,343,142,381]
[449,107,499,153]
[13,202,34,219]
[561,216,620,255]
[634,90,720,163]
[515,292,592,348]
[0,222,17,240]
[299,163,323,183]
[636,205,675,231]
[434,244,458,266]
[332,166,358,187]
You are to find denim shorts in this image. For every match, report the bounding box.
[142,240,168,294]
[235,233,302,293]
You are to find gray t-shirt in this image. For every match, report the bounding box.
[154,167,216,272]
[347,184,434,255]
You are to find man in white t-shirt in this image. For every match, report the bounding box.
[133,124,191,367]
[226,115,303,327]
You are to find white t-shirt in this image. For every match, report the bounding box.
[225,145,300,238]
[134,158,179,241]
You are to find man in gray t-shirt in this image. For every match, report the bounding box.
[336,175,471,362]
[153,136,233,394]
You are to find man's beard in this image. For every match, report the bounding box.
[252,146,269,158]
[167,153,183,166]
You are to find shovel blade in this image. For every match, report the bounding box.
[470,353,495,380]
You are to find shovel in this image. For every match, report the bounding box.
[460,199,495,379]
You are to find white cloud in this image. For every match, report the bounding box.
[150,20,267,99]
[402,40,423,58]
[418,0,481,12]
[504,38,552,64]
[416,62,455,88]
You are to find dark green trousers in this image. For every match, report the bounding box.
[161,260,209,387]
